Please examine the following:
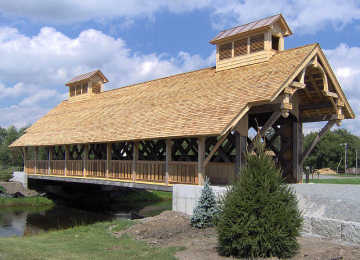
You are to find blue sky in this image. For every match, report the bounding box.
[0,0,359,135]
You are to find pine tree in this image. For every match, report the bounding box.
[190,177,218,228]
[216,140,302,258]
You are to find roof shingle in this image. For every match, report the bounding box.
[11,44,319,147]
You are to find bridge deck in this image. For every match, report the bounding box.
[28,174,172,191]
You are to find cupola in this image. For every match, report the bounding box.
[210,14,292,71]
[65,70,109,100]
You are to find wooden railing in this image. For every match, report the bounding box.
[50,160,65,176]
[169,161,198,184]
[206,162,235,185]
[86,160,106,178]
[36,160,49,175]
[25,160,35,174]
[25,160,233,186]
[109,160,132,180]
[67,160,84,177]
[136,161,165,183]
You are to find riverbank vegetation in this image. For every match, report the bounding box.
[0,218,181,260]
[0,196,54,208]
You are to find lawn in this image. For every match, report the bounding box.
[309,178,360,185]
[0,219,180,260]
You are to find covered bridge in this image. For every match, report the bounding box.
[10,14,354,190]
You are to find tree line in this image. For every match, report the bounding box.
[0,126,359,172]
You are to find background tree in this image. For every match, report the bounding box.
[0,126,28,168]
[216,139,302,258]
[304,129,360,172]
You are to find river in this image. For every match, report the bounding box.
[0,200,171,237]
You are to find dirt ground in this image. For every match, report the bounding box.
[0,181,38,196]
[114,211,360,260]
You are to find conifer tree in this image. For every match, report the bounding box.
[216,139,302,258]
[191,177,218,228]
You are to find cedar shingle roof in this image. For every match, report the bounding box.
[11,44,342,147]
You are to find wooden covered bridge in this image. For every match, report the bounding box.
[10,14,354,190]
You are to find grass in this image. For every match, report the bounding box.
[116,190,172,204]
[0,196,54,208]
[309,178,360,185]
[0,219,181,260]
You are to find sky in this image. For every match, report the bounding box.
[0,0,359,135]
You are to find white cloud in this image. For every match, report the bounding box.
[211,0,360,34]
[0,26,214,128]
[0,1,359,33]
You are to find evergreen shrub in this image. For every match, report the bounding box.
[190,177,218,228]
[216,141,303,258]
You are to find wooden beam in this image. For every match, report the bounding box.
[165,139,171,186]
[235,132,247,176]
[300,120,336,166]
[203,133,230,167]
[132,142,139,182]
[83,144,89,177]
[48,147,53,175]
[23,147,27,173]
[198,137,206,185]
[106,143,111,179]
[300,114,338,123]
[249,111,282,152]
[34,147,38,174]
[64,145,69,176]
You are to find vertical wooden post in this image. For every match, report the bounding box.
[34,147,38,174]
[48,147,53,175]
[23,147,27,173]
[83,144,89,177]
[64,145,69,176]
[132,142,139,182]
[235,132,247,176]
[165,139,172,185]
[292,120,302,183]
[106,143,111,179]
[198,137,206,185]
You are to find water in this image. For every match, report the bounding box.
[0,200,171,237]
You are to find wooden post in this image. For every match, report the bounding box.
[34,147,38,174]
[83,144,89,177]
[198,137,206,185]
[64,145,69,176]
[48,147,53,175]
[292,120,301,183]
[235,132,247,176]
[165,139,172,185]
[23,147,27,173]
[106,143,111,179]
[132,142,139,182]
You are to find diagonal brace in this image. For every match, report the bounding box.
[299,120,336,166]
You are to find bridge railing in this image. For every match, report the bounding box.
[25,159,234,186]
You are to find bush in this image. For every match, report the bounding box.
[216,141,302,258]
[190,177,218,228]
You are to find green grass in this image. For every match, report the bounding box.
[0,196,54,208]
[0,219,181,260]
[309,178,360,185]
[116,190,172,203]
